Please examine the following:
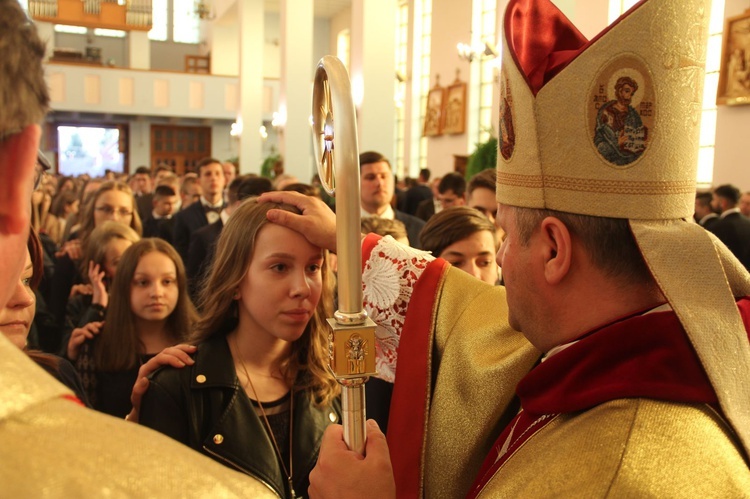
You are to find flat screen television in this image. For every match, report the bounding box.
[57,125,124,177]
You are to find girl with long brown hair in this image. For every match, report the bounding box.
[70,238,195,417]
[139,199,341,499]
[47,181,143,346]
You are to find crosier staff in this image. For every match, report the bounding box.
[311,55,377,456]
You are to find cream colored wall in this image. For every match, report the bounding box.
[425,0,473,176]
[210,20,239,76]
[714,0,750,190]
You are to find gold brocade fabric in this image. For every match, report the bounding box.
[479,399,750,497]
[496,0,710,220]
[632,220,750,452]
[0,335,278,498]
[422,267,540,498]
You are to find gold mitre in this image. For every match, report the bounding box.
[497,0,750,456]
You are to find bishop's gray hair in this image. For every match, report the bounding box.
[0,0,49,136]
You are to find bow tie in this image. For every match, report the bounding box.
[204,205,222,215]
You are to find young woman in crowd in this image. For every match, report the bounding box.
[419,206,500,285]
[2,228,89,405]
[60,221,141,350]
[47,181,142,335]
[43,190,79,246]
[67,238,194,417]
[139,200,341,499]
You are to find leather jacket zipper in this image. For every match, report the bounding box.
[202,445,281,498]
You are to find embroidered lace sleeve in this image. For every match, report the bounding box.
[362,234,435,382]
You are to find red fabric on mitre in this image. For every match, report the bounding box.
[517,298,750,417]
[504,0,648,95]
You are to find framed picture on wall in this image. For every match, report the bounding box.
[424,85,446,136]
[443,80,467,135]
[717,9,750,106]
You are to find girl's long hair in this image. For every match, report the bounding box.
[193,199,339,406]
[95,238,196,371]
[25,226,59,371]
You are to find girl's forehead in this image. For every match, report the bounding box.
[252,223,322,258]
[135,251,177,272]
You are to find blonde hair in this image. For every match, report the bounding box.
[80,221,140,280]
[193,199,339,406]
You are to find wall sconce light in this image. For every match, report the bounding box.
[259,125,268,140]
[230,119,243,137]
[457,40,498,62]
[271,111,286,129]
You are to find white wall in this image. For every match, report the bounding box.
[425,0,473,177]
[714,0,750,190]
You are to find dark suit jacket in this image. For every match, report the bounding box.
[135,193,153,222]
[699,213,719,231]
[404,184,433,216]
[415,198,436,222]
[142,216,175,244]
[395,210,425,249]
[709,211,750,270]
[172,201,209,262]
[186,219,223,303]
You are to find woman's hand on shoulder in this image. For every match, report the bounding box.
[125,344,197,424]
[66,320,104,361]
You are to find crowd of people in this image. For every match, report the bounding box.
[2,0,749,497]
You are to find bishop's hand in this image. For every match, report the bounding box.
[308,420,395,499]
[259,191,338,253]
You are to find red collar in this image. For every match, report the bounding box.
[516,300,750,416]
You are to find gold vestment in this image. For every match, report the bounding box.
[0,334,277,497]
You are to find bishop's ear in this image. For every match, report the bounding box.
[0,124,39,236]
[538,216,572,285]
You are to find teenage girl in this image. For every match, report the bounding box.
[139,199,342,499]
[61,221,140,351]
[69,238,195,417]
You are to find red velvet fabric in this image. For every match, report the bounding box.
[504,0,588,95]
[515,299,739,416]
[504,0,649,95]
[387,257,448,499]
[362,233,381,271]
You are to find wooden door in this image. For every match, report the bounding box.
[150,125,211,175]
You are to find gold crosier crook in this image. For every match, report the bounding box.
[311,55,377,455]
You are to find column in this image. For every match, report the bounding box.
[280,0,314,182]
[238,0,264,174]
[35,21,55,60]
[129,31,150,70]
[350,0,397,159]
